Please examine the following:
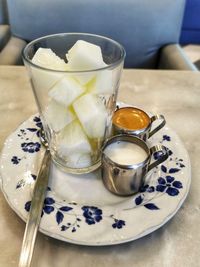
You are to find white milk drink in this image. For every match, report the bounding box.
[104,141,148,165]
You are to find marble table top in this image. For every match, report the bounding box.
[0,66,200,267]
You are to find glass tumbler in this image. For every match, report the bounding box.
[22,33,125,174]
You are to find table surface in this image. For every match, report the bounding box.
[0,66,200,267]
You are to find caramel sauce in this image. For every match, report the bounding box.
[112,107,150,130]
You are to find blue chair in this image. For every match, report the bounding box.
[180,0,200,44]
[0,0,197,70]
[0,0,9,51]
[0,0,26,64]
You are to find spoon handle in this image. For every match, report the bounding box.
[18,150,51,267]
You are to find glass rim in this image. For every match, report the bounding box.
[22,32,126,73]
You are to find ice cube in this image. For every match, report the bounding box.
[66,40,107,85]
[66,153,92,168]
[87,69,113,94]
[48,76,85,106]
[73,93,107,138]
[45,100,75,132]
[31,48,68,92]
[66,40,106,71]
[58,120,92,157]
[72,73,94,86]
[31,68,63,92]
[32,48,68,71]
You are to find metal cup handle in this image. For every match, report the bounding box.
[149,115,166,138]
[148,145,169,172]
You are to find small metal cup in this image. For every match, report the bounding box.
[101,134,168,196]
[113,107,166,141]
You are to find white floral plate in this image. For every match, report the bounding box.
[0,111,191,246]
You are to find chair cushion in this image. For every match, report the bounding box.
[7,0,186,68]
[0,24,10,51]
[159,44,198,71]
[0,36,26,65]
[0,0,8,24]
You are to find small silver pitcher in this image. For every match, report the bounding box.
[113,107,166,141]
[101,134,168,196]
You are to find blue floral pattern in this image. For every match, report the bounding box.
[13,117,186,233]
[21,142,41,153]
[162,135,171,142]
[11,116,43,165]
[134,168,184,209]
[33,116,43,129]
[24,198,125,232]
[82,206,103,225]
[16,174,36,189]
[11,156,21,164]
[133,134,185,210]
[112,218,126,229]
[156,176,183,196]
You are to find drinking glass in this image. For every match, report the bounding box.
[22,33,125,174]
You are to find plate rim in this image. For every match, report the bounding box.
[0,107,191,246]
